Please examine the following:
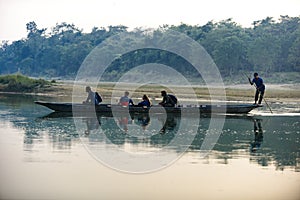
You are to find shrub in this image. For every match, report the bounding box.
[0,74,51,92]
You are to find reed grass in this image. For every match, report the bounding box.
[0,74,51,92]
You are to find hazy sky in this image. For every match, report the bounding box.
[0,0,299,41]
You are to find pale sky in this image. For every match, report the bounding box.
[0,0,299,41]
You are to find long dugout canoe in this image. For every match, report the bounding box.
[35,101,262,114]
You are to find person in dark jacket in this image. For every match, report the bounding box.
[138,94,151,107]
[248,73,265,105]
[159,90,176,107]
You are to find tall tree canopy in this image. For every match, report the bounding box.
[0,16,299,81]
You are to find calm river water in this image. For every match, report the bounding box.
[0,94,299,200]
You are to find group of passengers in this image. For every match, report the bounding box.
[83,73,266,110]
[83,86,177,107]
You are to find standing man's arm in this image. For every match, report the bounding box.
[248,77,253,85]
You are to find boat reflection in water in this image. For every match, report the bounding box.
[2,93,300,199]
[16,109,298,172]
[77,112,181,148]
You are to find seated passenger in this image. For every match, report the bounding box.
[159,90,177,107]
[119,91,134,106]
[83,86,102,105]
[138,94,151,107]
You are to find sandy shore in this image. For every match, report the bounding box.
[39,81,300,105]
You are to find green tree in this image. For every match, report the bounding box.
[288,34,300,71]
[0,17,299,81]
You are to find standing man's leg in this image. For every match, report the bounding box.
[254,90,259,104]
[258,90,264,105]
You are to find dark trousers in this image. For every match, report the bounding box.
[255,90,264,104]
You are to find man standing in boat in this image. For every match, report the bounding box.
[119,91,134,106]
[248,73,265,105]
[83,86,102,105]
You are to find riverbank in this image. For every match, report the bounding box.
[0,74,53,93]
[1,73,299,103]
[8,81,298,105]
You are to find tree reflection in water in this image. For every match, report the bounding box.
[6,105,299,172]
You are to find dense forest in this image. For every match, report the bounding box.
[0,16,299,83]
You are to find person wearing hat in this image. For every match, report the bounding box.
[248,73,265,105]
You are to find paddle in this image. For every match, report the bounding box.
[244,73,273,114]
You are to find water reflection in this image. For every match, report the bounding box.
[0,94,299,171]
[35,112,300,171]
[250,119,263,152]
[78,112,180,148]
[21,116,78,155]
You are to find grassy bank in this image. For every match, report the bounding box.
[0,74,53,93]
[1,75,299,104]
[54,81,300,104]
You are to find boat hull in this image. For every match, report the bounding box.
[35,101,262,114]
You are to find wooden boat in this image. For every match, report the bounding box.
[35,101,262,114]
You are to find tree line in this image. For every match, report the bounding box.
[0,16,299,81]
